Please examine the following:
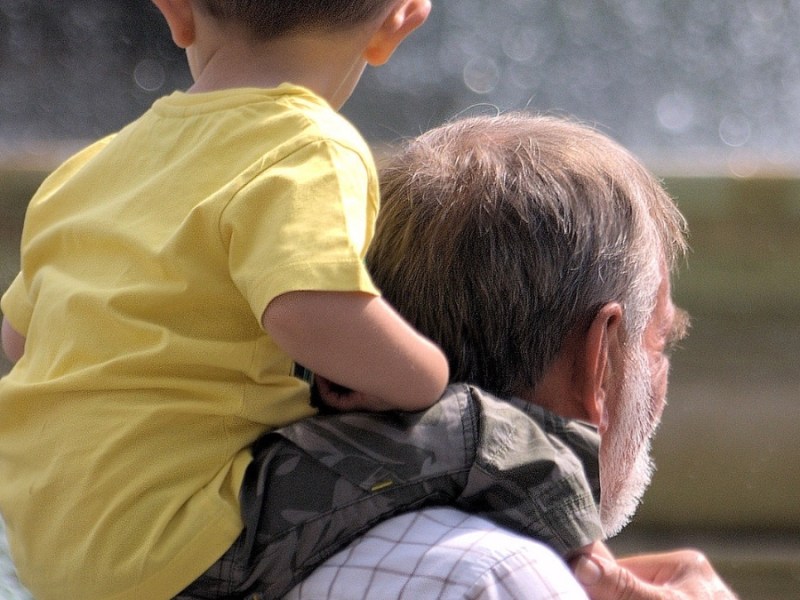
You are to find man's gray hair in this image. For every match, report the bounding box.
[367,112,687,397]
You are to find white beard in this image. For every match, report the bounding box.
[599,345,659,537]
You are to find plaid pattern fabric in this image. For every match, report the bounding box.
[285,507,590,600]
[176,384,601,600]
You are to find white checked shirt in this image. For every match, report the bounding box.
[284,507,589,600]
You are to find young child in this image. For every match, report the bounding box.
[0,1,446,599]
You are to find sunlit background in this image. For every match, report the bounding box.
[3,0,800,169]
[0,1,798,599]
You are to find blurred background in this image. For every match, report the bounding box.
[0,1,798,598]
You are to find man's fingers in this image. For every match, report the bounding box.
[616,550,711,584]
[574,555,662,600]
[576,550,739,600]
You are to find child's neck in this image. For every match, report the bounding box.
[186,27,373,110]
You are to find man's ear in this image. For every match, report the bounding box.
[527,304,621,424]
[363,0,431,66]
[580,303,624,432]
[152,0,196,48]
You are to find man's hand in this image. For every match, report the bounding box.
[573,550,738,599]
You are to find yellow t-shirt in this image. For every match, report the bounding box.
[0,85,380,600]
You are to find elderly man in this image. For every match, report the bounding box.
[170,113,735,600]
[282,113,735,599]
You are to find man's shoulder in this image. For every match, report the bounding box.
[285,507,589,600]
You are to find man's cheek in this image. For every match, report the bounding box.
[650,358,670,422]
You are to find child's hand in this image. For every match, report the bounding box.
[315,376,397,413]
[1,317,26,364]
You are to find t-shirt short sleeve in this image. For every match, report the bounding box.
[221,138,380,322]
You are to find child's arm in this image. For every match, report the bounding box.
[262,290,448,412]
[1,317,26,364]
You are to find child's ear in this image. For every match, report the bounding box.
[152,0,196,48]
[363,0,431,66]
